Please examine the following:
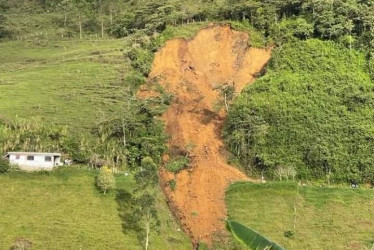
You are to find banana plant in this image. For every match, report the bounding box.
[226,220,286,250]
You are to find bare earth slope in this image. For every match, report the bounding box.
[142,24,271,245]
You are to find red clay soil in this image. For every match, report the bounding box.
[140,24,271,246]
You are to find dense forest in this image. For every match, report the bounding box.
[1,0,374,50]
[1,0,373,184]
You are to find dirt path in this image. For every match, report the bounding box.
[141,24,271,246]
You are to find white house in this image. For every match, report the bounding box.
[5,152,63,171]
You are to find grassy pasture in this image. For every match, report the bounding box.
[226,182,374,250]
[0,39,130,130]
[0,167,190,249]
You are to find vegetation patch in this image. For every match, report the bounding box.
[10,238,33,250]
[165,156,190,173]
[227,20,267,48]
[226,182,374,250]
[151,22,209,49]
[167,179,177,191]
[225,39,374,184]
[95,166,116,194]
[0,156,10,173]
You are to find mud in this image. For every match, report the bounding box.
[141,24,271,245]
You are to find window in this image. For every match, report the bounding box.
[45,156,52,162]
[27,156,34,161]
[16,155,20,160]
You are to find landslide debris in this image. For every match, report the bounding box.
[140,24,271,246]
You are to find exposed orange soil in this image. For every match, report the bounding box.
[140,24,271,246]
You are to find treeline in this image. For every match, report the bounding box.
[0,0,125,39]
[0,91,170,170]
[1,0,374,51]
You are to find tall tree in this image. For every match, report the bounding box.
[58,0,75,28]
[71,0,92,39]
[132,157,160,250]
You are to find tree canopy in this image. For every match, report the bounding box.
[1,0,374,53]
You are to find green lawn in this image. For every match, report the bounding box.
[0,39,130,130]
[0,168,190,249]
[226,182,374,250]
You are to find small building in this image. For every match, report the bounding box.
[5,152,62,171]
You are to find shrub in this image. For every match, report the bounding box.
[96,166,116,194]
[167,179,177,191]
[284,231,295,239]
[38,170,50,175]
[165,156,190,173]
[11,238,33,250]
[123,71,146,92]
[0,157,10,173]
[127,48,153,77]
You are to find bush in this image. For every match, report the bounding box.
[284,230,295,239]
[165,156,190,173]
[0,13,11,39]
[0,157,10,173]
[96,166,116,194]
[127,48,154,77]
[11,238,33,250]
[124,71,146,91]
[167,179,177,191]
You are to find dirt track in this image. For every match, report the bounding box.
[142,24,271,246]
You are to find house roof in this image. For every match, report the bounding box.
[6,152,62,157]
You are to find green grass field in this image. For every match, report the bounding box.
[0,39,131,130]
[0,23,208,131]
[226,182,374,250]
[0,167,190,249]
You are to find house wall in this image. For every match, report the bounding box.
[9,154,60,170]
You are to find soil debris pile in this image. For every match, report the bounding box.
[142,24,271,245]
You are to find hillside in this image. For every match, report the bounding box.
[225,39,374,184]
[226,182,374,249]
[0,168,190,249]
[1,0,374,249]
[0,39,128,129]
[141,24,271,245]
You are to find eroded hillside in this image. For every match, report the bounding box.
[140,24,271,245]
